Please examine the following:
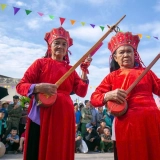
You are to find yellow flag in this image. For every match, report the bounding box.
[0,4,7,10]
[146,35,150,39]
[81,22,85,26]
[70,20,76,25]
[138,34,142,39]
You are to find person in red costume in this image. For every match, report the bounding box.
[90,31,160,160]
[16,27,92,160]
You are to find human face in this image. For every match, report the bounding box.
[104,128,110,136]
[24,102,29,108]
[98,107,103,112]
[3,103,9,109]
[74,105,78,111]
[86,101,90,108]
[11,129,17,136]
[13,98,19,104]
[51,38,68,61]
[101,122,106,128]
[113,45,135,69]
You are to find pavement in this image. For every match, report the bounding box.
[1,152,114,160]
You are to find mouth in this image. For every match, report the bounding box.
[56,50,63,53]
[123,59,130,63]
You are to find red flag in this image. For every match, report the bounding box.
[59,17,66,25]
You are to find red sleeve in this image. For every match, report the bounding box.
[16,59,42,96]
[150,70,160,96]
[90,73,112,107]
[72,71,89,97]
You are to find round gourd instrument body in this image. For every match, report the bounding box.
[107,100,128,117]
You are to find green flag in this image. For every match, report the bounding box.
[49,15,54,19]
[25,10,32,15]
[100,26,105,31]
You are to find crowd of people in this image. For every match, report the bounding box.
[74,100,114,153]
[0,95,114,155]
[0,95,28,154]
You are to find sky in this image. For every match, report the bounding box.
[0,0,160,103]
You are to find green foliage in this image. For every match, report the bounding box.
[19,96,30,108]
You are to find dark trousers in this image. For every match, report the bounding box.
[26,121,40,160]
[19,123,25,138]
[113,141,118,160]
[75,139,82,149]
[85,138,100,151]
[6,142,19,151]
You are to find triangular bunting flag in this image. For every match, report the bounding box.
[37,12,44,16]
[0,4,7,10]
[70,20,76,25]
[59,17,66,25]
[25,10,32,15]
[146,35,150,39]
[90,24,95,28]
[154,36,159,40]
[49,15,54,19]
[81,22,85,26]
[13,7,20,15]
[100,26,105,31]
[138,34,143,39]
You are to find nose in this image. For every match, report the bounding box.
[123,52,130,57]
[57,44,63,48]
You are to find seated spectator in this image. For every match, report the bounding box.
[18,128,26,153]
[84,123,100,152]
[0,101,8,141]
[97,119,111,136]
[103,106,114,128]
[100,128,113,153]
[5,127,19,154]
[75,124,82,153]
[96,107,104,128]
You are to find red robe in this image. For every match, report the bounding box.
[16,58,88,160]
[91,68,160,160]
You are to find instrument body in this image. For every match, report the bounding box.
[107,100,128,117]
[35,93,57,107]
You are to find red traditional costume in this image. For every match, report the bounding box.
[91,32,160,160]
[16,27,89,160]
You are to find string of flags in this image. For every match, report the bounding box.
[0,3,159,41]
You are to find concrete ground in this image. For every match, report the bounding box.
[1,152,114,160]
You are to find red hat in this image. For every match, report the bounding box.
[44,27,73,47]
[44,27,73,64]
[108,32,140,54]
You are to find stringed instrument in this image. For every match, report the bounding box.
[107,53,160,117]
[36,15,126,107]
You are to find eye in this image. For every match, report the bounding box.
[53,41,59,46]
[62,43,67,47]
[127,50,132,53]
[119,51,124,54]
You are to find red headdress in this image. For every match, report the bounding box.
[44,27,73,64]
[108,32,145,68]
